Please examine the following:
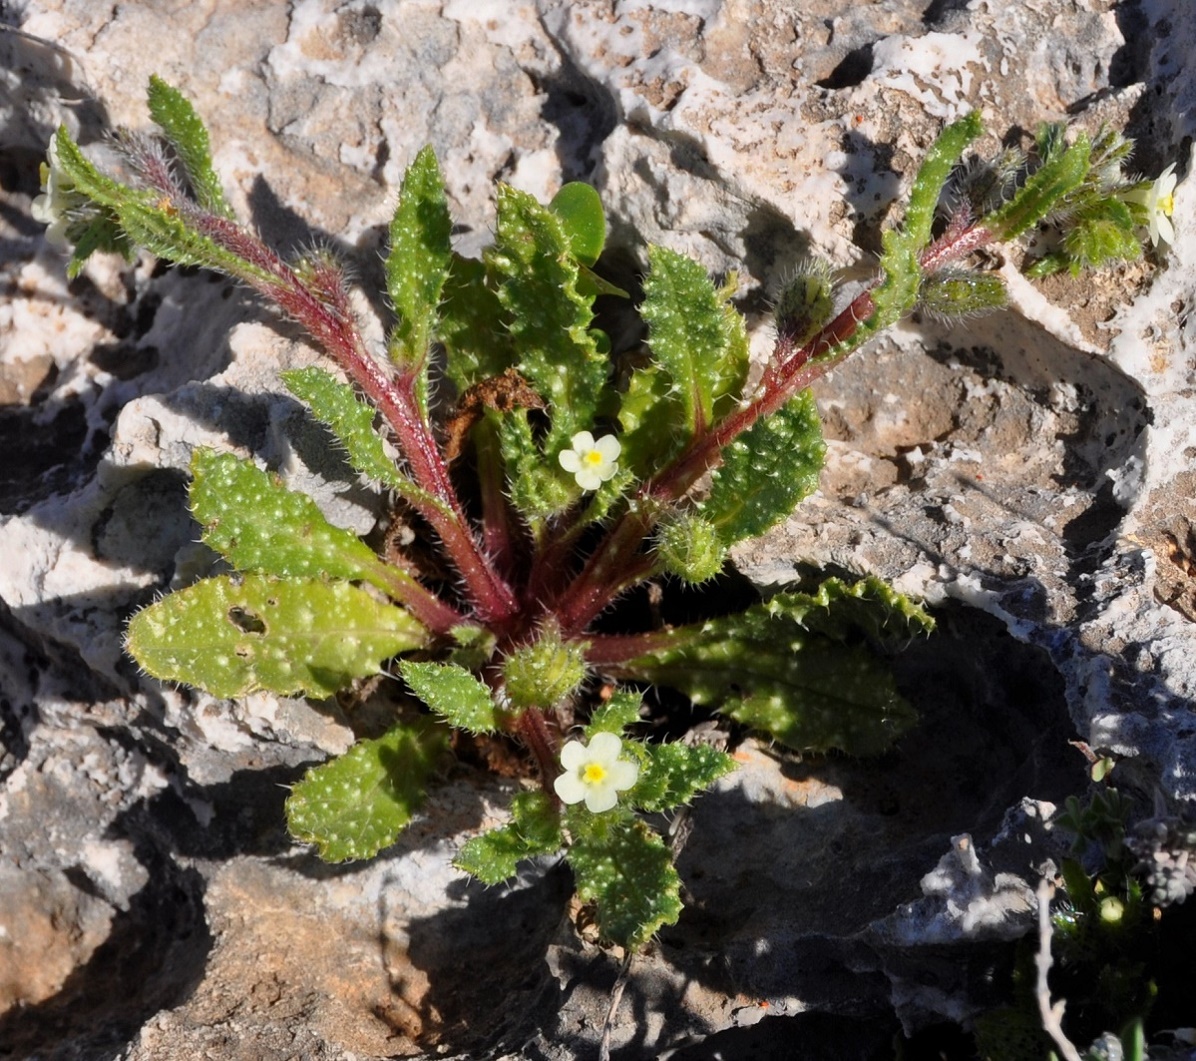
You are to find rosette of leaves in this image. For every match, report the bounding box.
[51,80,1158,948]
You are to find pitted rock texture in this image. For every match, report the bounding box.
[3,0,1195,1058]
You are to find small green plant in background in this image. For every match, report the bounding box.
[36,77,1175,952]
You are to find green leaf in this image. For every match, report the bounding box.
[399,659,498,733]
[280,366,429,500]
[488,183,609,453]
[67,209,132,279]
[455,791,562,884]
[438,253,515,391]
[386,146,453,411]
[767,576,935,642]
[902,111,983,249]
[567,814,682,950]
[617,360,686,478]
[700,388,825,544]
[52,128,271,283]
[611,588,923,755]
[1061,197,1141,270]
[550,182,606,266]
[126,573,427,698]
[286,718,447,862]
[146,75,232,217]
[640,245,748,437]
[189,449,394,588]
[628,741,735,813]
[583,689,644,738]
[986,133,1091,241]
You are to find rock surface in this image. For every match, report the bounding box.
[2,0,1194,1058]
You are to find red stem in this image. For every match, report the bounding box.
[196,215,520,624]
[552,221,996,637]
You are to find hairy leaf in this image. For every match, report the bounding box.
[987,133,1091,241]
[567,814,682,950]
[640,245,748,437]
[612,586,925,755]
[280,366,430,501]
[52,128,271,283]
[628,742,736,813]
[286,718,447,862]
[903,110,983,249]
[386,146,453,412]
[488,184,608,455]
[768,576,935,642]
[146,75,232,217]
[399,659,498,733]
[438,253,515,391]
[701,389,825,544]
[190,449,391,587]
[455,791,562,884]
[127,574,426,698]
[583,689,644,738]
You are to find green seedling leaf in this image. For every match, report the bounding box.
[280,366,430,501]
[640,245,749,438]
[612,589,922,755]
[550,182,606,266]
[190,449,395,589]
[488,183,609,460]
[127,573,427,698]
[455,791,563,884]
[52,128,271,283]
[386,145,453,412]
[146,75,232,217]
[583,689,644,738]
[902,110,983,249]
[628,741,736,813]
[399,659,498,733]
[567,813,682,950]
[986,133,1091,241]
[701,389,825,544]
[286,718,447,862]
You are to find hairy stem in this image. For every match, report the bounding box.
[194,214,520,624]
[552,220,996,635]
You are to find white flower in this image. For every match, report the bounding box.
[553,732,639,813]
[558,431,621,492]
[1125,163,1179,247]
[30,136,76,251]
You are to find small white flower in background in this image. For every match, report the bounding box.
[1125,162,1179,247]
[31,136,76,250]
[553,732,639,813]
[558,431,621,492]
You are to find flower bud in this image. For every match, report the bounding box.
[656,511,726,585]
[502,623,587,710]
[917,269,1007,320]
[774,261,834,348]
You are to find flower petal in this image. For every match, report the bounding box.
[587,731,623,761]
[559,740,588,769]
[584,787,619,814]
[569,430,596,452]
[608,758,640,791]
[559,449,582,473]
[554,772,587,804]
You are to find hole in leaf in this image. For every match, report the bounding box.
[228,607,266,635]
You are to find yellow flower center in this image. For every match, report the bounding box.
[582,762,608,785]
[1160,192,1175,217]
[583,449,604,466]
